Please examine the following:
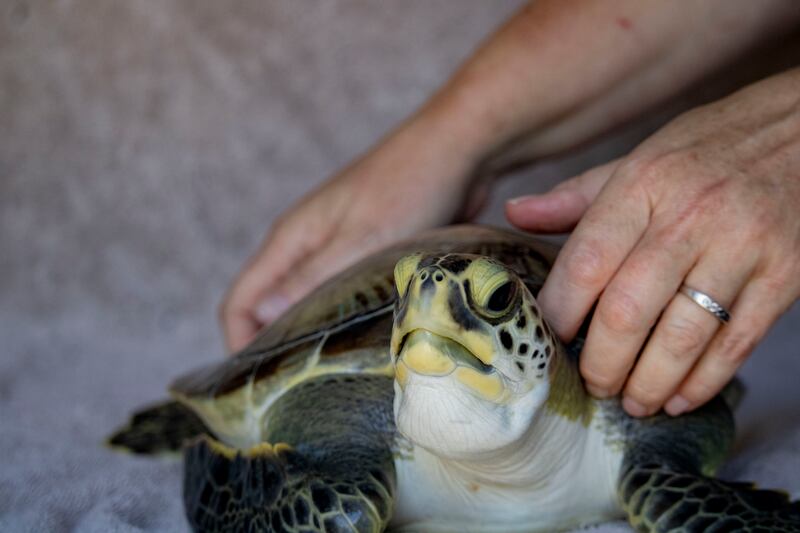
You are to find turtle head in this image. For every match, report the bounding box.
[390,252,557,459]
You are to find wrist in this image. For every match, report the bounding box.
[397,82,522,189]
[377,96,497,191]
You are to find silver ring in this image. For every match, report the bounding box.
[679,285,731,324]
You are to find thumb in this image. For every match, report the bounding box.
[505,158,621,233]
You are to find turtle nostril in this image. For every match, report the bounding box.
[420,272,429,281]
[434,272,444,282]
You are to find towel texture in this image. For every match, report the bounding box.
[1,2,797,532]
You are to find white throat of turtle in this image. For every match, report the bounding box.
[392,371,548,460]
[391,345,623,531]
[392,396,623,532]
[392,323,552,457]
[395,349,582,485]
[442,400,589,487]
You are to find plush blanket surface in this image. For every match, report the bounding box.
[1,2,797,532]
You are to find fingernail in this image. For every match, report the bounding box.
[586,384,611,399]
[623,396,649,418]
[664,395,690,417]
[506,195,540,206]
[255,295,291,324]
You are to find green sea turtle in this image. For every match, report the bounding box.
[109,225,800,532]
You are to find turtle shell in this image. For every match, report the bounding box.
[171,225,559,402]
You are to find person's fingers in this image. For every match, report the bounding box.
[254,239,366,323]
[619,248,755,416]
[578,224,699,399]
[221,219,328,353]
[664,272,797,416]
[537,162,651,342]
[222,309,262,356]
[505,159,620,233]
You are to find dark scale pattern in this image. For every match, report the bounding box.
[311,485,338,513]
[324,514,354,532]
[619,461,800,532]
[294,497,310,525]
[270,510,282,530]
[437,255,472,274]
[613,388,800,532]
[183,374,397,532]
[499,329,513,351]
[518,343,528,355]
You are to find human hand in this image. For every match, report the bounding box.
[506,69,800,417]
[220,116,490,353]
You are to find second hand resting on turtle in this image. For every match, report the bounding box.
[220,1,800,420]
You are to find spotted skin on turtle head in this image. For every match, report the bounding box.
[391,253,554,400]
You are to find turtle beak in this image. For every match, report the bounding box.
[395,329,493,375]
[391,271,495,367]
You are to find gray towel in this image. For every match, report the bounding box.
[1,2,797,531]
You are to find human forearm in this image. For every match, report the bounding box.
[418,0,800,173]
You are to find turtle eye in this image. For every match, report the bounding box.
[471,267,516,317]
[394,254,422,298]
[487,281,515,313]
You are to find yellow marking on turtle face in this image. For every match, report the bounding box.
[395,360,409,388]
[390,328,403,357]
[402,339,456,376]
[460,331,494,365]
[394,253,422,298]
[454,367,504,401]
[391,263,496,367]
[467,259,511,310]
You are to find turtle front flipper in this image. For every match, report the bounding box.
[617,397,800,532]
[184,436,393,533]
[107,400,211,455]
[620,463,800,532]
[184,374,397,532]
